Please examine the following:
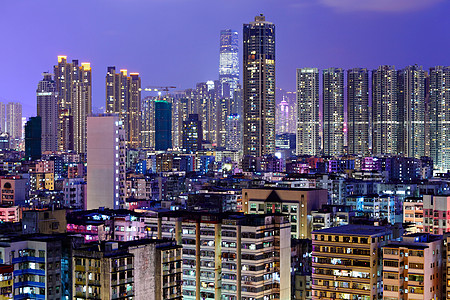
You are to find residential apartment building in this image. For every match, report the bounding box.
[312,225,393,300]
[242,187,327,238]
[403,197,424,233]
[145,211,291,300]
[423,194,450,234]
[382,233,443,300]
[72,239,182,300]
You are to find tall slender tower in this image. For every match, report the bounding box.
[155,100,172,151]
[72,62,92,156]
[398,65,426,158]
[5,102,22,150]
[429,66,450,171]
[219,29,239,99]
[296,68,320,156]
[243,14,276,157]
[322,68,344,157]
[53,56,92,155]
[0,103,5,133]
[87,115,125,209]
[37,73,58,152]
[105,67,141,149]
[372,65,399,155]
[140,96,156,149]
[347,68,369,156]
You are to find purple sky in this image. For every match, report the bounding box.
[1,0,450,117]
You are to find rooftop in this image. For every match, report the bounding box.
[312,224,391,236]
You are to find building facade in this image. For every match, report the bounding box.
[312,225,393,300]
[242,187,328,239]
[54,56,92,155]
[105,67,141,149]
[398,65,426,158]
[37,73,58,153]
[382,233,443,300]
[322,68,344,157]
[145,212,291,300]
[5,102,22,150]
[87,115,126,210]
[219,29,239,99]
[372,65,399,155]
[25,117,41,161]
[182,114,202,153]
[155,100,172,151]
[429,66,450,171]
[296,68,320,156]
[347,68,369,156]
[243,15,276,157]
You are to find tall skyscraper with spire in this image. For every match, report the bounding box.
[219,29,239,99]
[37,73,58,152]
[296,68,320,156]
[429,66,450,171]
[323,68,344,156]
[347,68,369,156]
[53,56,92,155]
[243,14,276,157]
[105,67,141,149]
[398,65,426,158]
[372,65,399,155]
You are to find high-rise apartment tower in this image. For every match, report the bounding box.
[296,68,320,156]
[347,68,370,156]
[372,65,399,155]
[322,68,344,156]
[243,14,276,157]
[105,67,141,149]
[37,73,58,152]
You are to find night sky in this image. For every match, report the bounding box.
[1,0,450,117]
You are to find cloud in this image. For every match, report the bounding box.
[318,0,443,12]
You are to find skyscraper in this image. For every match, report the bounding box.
[140,96,155,149]
[73,62,92,156]
[296,68,320,156]
[398,65,426,159]
[372,65,399,155]
[429,66,450,171]
[36,73,58,152]
[322,68,344,156]
[53,56,92,155]
[243,14,276,157]
[171,97,189,150]
[347,68,369,156]
[105,67,141,149]
[155,100,172,151]
[54,56,72,152]
[0,103,5,133]
[5,102,22,150]
[87,115,125,210]
[276,99,289,134]
[219,29,239,99]
[226,114,242,151]
[197,81,218,144]
[182,114,202,153]
[25,117,41,161]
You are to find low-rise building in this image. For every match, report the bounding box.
[311,225,393,300]
[382,233,443,300]
[72,239,182,300]
[242,187,327,238]
[403,197,424,233]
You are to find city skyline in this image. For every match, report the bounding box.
[2,0,450,117]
